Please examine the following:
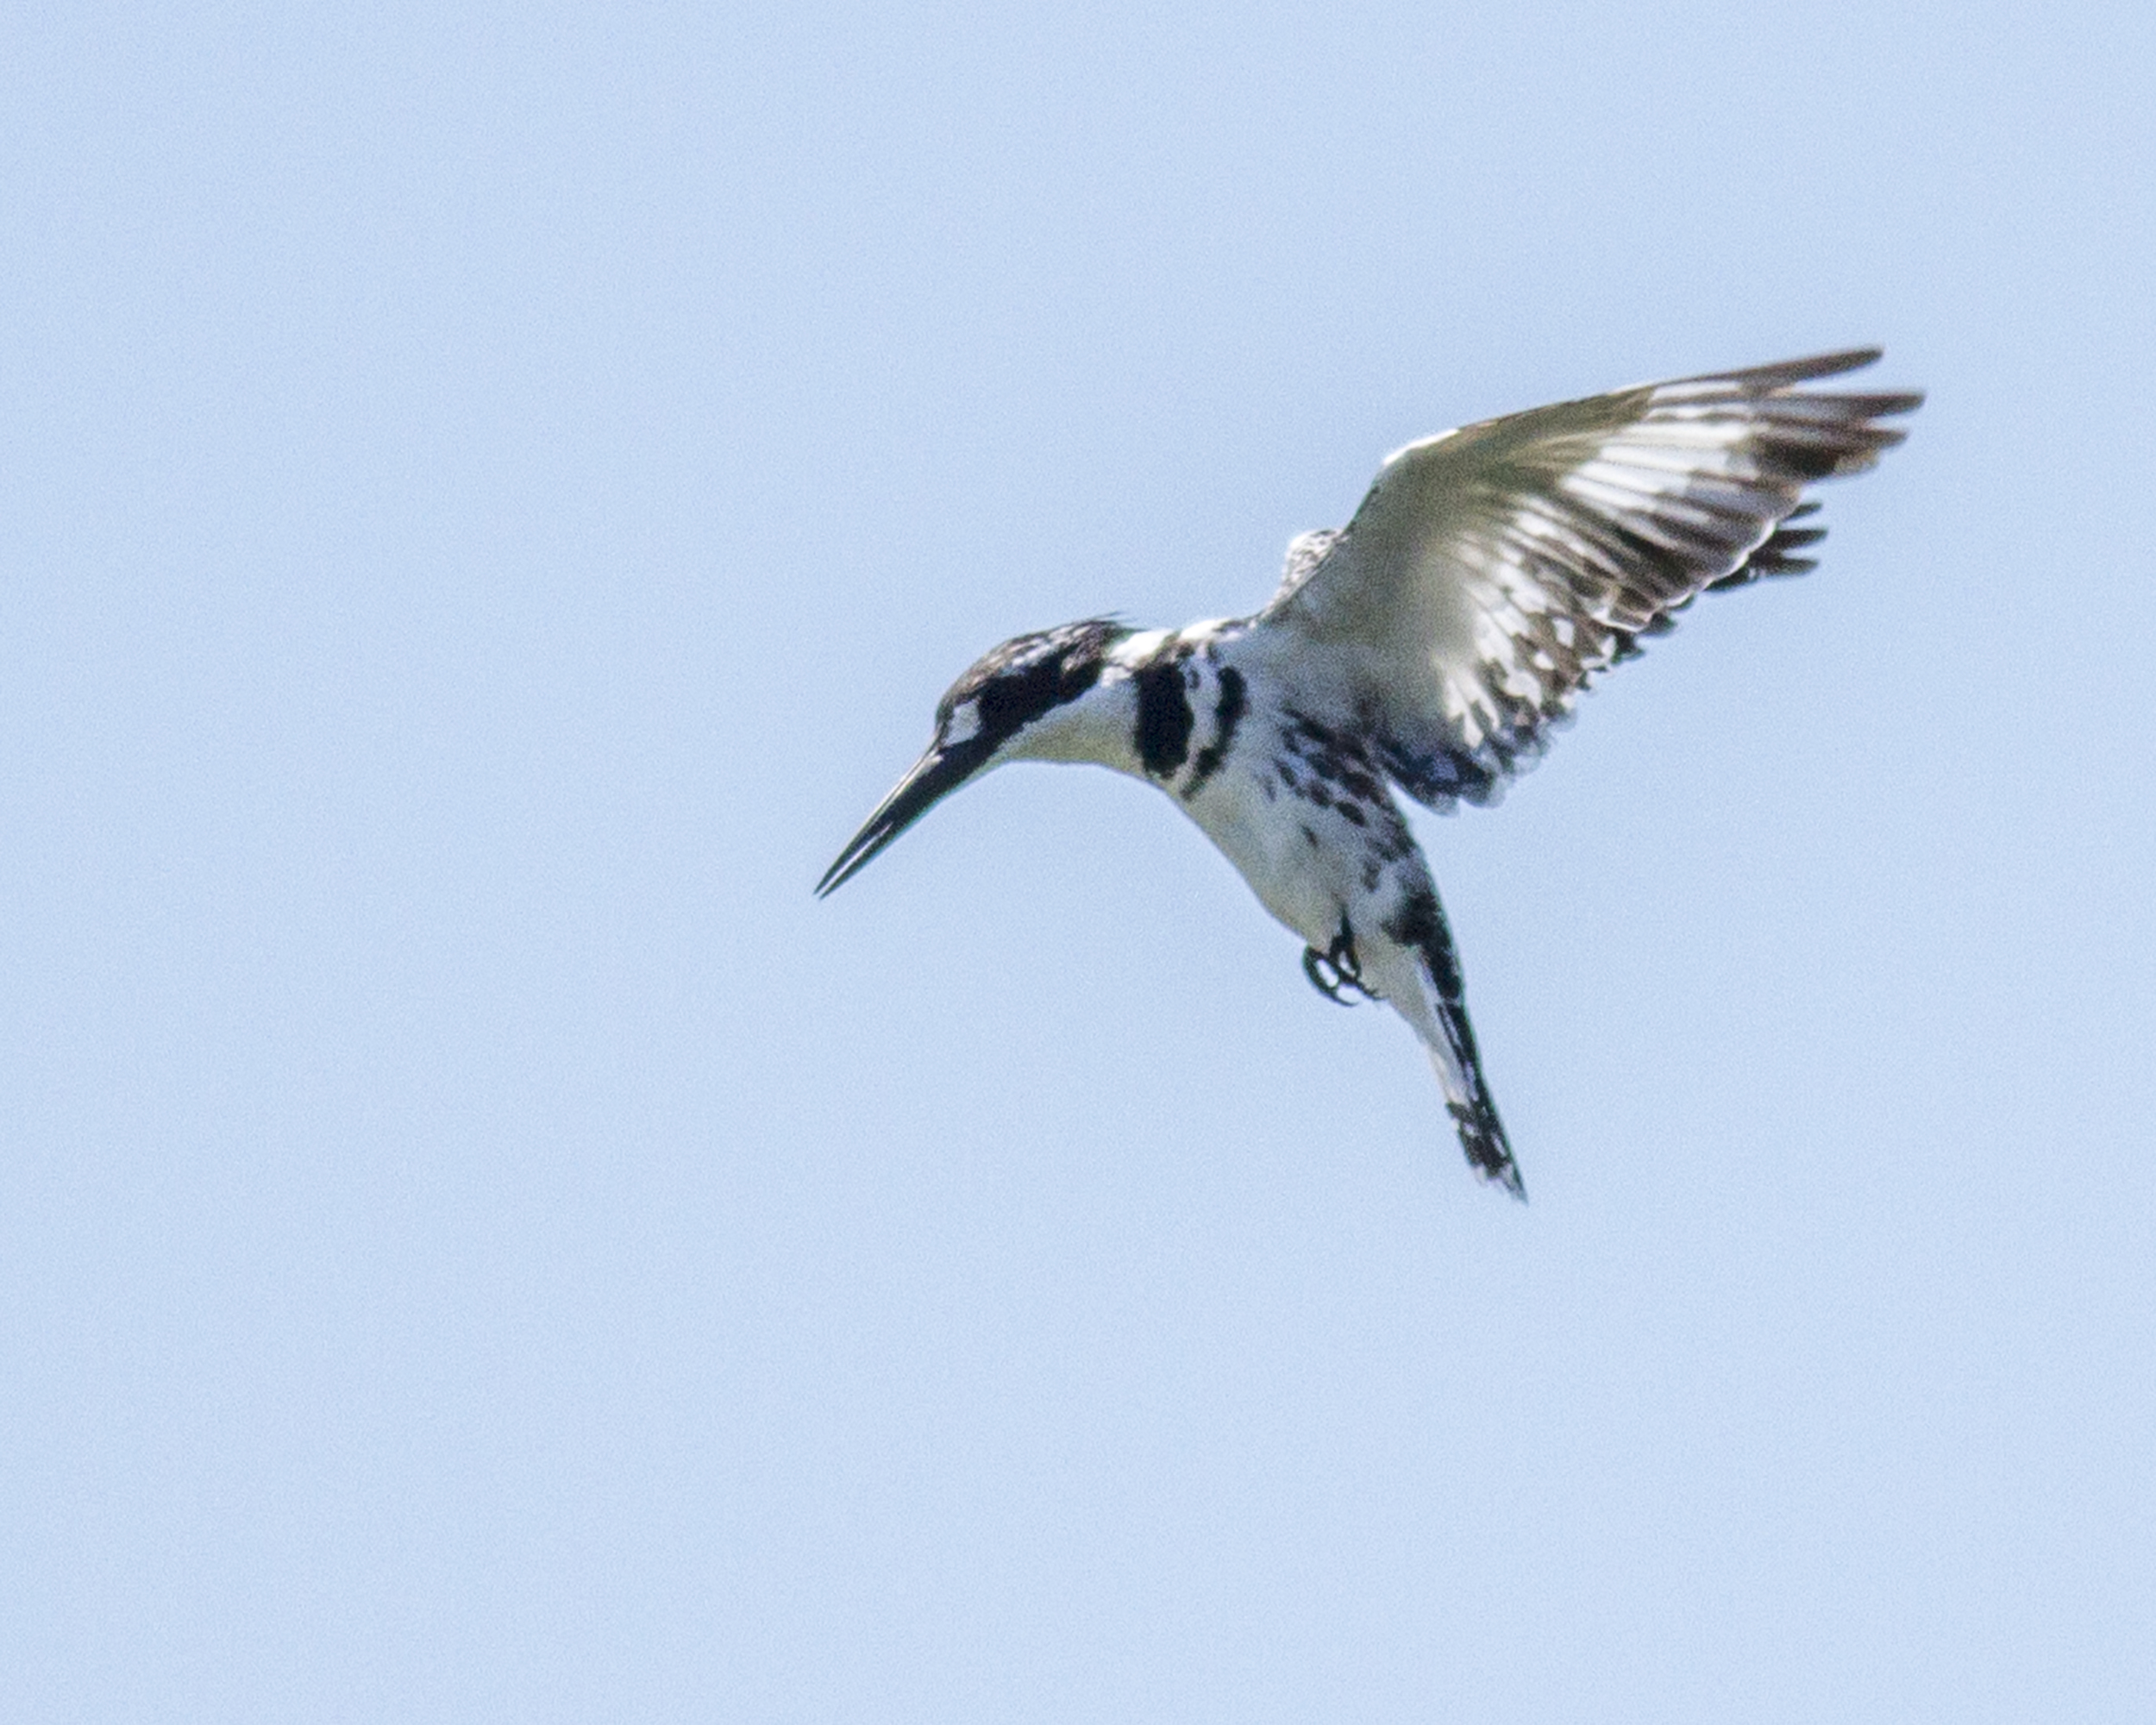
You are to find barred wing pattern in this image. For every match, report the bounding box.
[1262,349,1921,808]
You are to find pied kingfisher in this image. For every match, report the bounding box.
[819,350,1921,1198]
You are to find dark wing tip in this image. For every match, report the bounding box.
[1849,389,1927,417]
[1664,347,1895,395]
[1735,347,1885,389]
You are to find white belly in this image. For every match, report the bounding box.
[1181,755,1376,953]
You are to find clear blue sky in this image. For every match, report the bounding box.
[3,3,2152,1719]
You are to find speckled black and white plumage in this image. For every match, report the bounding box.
[820,350,1921,1197]
[1110,624,1526,1194]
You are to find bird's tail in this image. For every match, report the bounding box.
[1429,1044,1524,1200]
[1383,886,1526,1201]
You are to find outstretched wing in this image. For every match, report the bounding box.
[1259,350,1921,807]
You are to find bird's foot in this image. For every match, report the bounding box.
[1301,919,1378,1007]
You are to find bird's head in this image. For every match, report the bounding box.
[817,618,1134,896]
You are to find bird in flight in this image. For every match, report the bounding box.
[818,350,1921,1198]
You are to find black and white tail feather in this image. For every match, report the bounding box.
[820,350,1921,1198]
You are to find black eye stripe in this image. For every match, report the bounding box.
[939,620,1124,745]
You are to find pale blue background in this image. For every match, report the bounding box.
[3,3,2152,1719]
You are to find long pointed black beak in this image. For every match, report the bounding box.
[816,741,987,898]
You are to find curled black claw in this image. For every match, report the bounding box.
[1302,916,1378,1007]
[1303,944,1357,1005]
